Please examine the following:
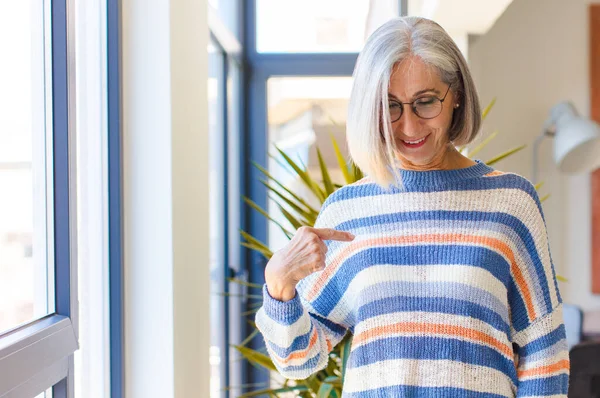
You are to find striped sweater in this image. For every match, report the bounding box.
[256,160,570,397]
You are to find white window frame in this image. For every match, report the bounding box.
[0,0,79,396]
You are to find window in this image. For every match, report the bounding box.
[0,0,79,396]
[266,77,353,252]
[209,0,241,39]
[256,0,399,53]
[208,38,226,398]
[406,0,514,58]
[209,2,244,397]
[242,1,403,392]
[0,0,55,337]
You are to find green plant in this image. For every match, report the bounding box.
[232,99,561,397]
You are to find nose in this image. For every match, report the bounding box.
[397,107,421,137]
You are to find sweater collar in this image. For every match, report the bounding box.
[395,159,495,188]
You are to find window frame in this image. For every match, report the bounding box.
[0,0,79,397]
[107,0,124,396]
[208,2,245,397]
[240,0,405,391]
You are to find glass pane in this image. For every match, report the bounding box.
[0,0,54,335]
[266,76,352,249]
[208,39,226,398]
[256,0,398,53]
[265,76,352,390]
[209,0,240,39]
[226,60,244,398]
[35,387,53,398]
[407,0,514,59]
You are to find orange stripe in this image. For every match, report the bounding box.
[353,321,513,358]
[275,326,319,364]
[517,359,570,378]
[307,233,537,321]
[484,170,505,177]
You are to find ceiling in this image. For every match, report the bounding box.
[408,0,515,35]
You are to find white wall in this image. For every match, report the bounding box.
[121,0,210,396]
[469,0,600,310]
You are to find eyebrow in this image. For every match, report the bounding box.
[388,88,440,100]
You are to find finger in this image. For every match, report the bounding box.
[319,240,328,255]
[312,228,355,242]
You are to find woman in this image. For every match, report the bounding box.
[256,16,569,397]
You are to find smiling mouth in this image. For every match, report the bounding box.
[400,134,430,148]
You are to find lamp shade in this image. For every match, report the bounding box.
[550,102,600,173]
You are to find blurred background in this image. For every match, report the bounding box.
[1,0,599,397]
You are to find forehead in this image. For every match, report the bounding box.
[389,57,443,97]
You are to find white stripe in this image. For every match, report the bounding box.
[352,311,513,358]
[255,307,312,348]
[343,358,516,395]
[512,304,564,347]
[317,187,558,315]
[518,350,570,380]
[320,264,509,326]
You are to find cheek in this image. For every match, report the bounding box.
[430,111,455,140]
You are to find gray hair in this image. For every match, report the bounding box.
[346,16,482,188]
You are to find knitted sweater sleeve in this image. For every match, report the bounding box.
[255,194,351,380]
[508,181,570,397]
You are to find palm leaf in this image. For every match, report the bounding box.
[262,181,317,225]
[485,145,526,166]
[239,386,309,398]
[274,147,327,202]
[339,335,351,383]
[228,278,263,289]
[233,345,277,372]
[482,98,496,121]
[317,383,336,398]
[351,162,363,182]
[240,242,272,260]
[243,196,294,237]
[239,329,260,347]
[277,202,304,230]
[468,130,498,158]
[317,147,335,196]
[253,161,320,216]
[240,230,273,258]
[331,134,353,184]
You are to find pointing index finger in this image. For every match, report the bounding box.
[312,228,355,242]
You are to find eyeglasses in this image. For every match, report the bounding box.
[388,84,452,122]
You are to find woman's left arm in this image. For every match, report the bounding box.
[508,181,570,397]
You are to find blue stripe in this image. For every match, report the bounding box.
[525,339,566,363]
[349,336,517,383]
[356,295,510,334]
[323,172,537,210]
[277,352,321,374]
[345,385,510,398]
[266,314,346,358]
[312,245,512,317]
[309,312,347,336]
[508,277,530,333]
[266,326,314,358]
[519,324,567,357]
[358,281,509,325]
[262,285,304,325]
[516,374,569,396]
[333,209,553,319]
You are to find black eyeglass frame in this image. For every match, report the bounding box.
[388,83,453,122]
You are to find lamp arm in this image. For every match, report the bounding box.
[531,120,556,185]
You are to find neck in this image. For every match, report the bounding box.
[397,143,475,171]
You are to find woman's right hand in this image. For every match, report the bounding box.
[265,226,355,302]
